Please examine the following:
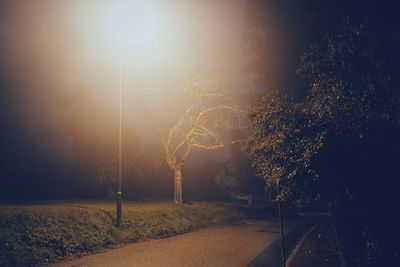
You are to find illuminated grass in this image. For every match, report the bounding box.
[0,201,246,266]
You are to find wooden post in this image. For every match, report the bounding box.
[277,181,286,267]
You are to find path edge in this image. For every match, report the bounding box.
[285,224,318,267]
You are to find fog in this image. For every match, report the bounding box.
[0,0,256,200]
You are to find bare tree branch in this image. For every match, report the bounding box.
[159,77,248,204]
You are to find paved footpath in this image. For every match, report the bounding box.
[51,220,286,267]
[289,223,345,267]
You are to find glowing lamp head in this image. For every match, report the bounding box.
[103,0,160,48]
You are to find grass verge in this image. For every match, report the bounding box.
[0,201,247,266]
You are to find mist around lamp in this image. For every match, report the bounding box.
[103,0,160,49]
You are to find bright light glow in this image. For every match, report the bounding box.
[102,0,160,49]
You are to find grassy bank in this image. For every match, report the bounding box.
[0,201,247,266]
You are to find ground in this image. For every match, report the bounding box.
[290,223,345,267]
[0,200,318,266]
[52,220,285,267]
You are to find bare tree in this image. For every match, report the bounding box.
[160,78,247,204]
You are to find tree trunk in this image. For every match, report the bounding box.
[173,165,183,204]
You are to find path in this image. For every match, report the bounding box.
[52,220,286,267]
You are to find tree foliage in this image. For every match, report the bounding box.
[247,19,400,265]
[299,20,400,266]
[299,18,400,136]
[246,90,324,200]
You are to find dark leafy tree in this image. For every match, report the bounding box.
[247,19,400,266]
[246,89,324,200]
[298,19,400,266]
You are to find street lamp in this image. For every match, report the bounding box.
[104,0,160,227]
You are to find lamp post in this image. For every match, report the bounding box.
[277,180,286,267]
[116,35,122,227]
[104,0,160,227]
